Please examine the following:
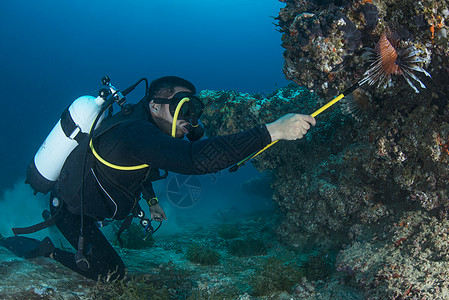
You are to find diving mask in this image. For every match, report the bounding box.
[152,91,204,121]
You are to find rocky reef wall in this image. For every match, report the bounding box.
[277,0,448,99]
[199,1,449,296]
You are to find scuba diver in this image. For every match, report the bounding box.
[0,76,315,281]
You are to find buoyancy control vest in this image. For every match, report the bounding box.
[55,99,167,220]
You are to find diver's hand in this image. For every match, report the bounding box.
[266,113,316,141]
[149,204,167,222]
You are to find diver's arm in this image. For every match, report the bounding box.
[124,121,271,175]
[189,125,271,174]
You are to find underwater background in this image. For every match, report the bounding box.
[2,0,449,299]
[0,0,286,191]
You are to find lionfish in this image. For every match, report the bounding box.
[340,87,374,121]
[360,32,431,93]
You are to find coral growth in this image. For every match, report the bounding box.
[112,221,154,250]
[248,257,303,296]
[217,224,240,240]
[89,275,171,300]
[337,210,449,299]
[185,244,220,266]
[301,252,334,281]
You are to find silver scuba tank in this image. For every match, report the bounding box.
[26,95,106,194]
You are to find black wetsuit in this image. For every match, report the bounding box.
[49,100,272,280]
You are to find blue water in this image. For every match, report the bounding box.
[0,0,287,190]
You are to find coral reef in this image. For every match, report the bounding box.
[200,85,361,251]
[198,23,449,295]
[276,0,448,99]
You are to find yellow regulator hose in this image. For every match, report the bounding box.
[171,97,190,137]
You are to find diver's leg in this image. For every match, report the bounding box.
[50,200,126,281]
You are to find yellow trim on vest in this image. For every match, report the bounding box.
[89,139,149,171]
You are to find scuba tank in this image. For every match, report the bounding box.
[26,95,106,194]
[25,76,126,195]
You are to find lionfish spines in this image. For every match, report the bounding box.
[360,31,431,93]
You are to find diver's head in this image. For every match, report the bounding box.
[148,76,203,138]
[147,76,196,99]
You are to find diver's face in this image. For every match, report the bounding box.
[150,86,191,138]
